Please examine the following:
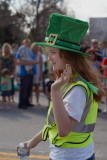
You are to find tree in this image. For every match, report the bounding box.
[0,1,26,44]
[9,0,66,42]
[1,0,75,43]
[29,0,66,41]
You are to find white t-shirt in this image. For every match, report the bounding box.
[49,86,94,160]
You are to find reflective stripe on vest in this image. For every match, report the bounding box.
[48,78,97,133]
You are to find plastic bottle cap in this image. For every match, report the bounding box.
[19,143,24,148]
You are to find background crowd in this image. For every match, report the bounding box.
[0,38,107,113]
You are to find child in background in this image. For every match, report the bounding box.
[46,72,55,106]
[0,68,12,110]
[98,41,107,61]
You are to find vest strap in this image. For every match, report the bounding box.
[42,125,49,141]
[54,134,91,147]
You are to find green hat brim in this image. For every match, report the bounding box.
[34,42,90,56]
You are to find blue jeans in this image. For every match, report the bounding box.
[87,153,96,160]
[49,153,95,160]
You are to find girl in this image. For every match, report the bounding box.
[0,68,12,109]
[0,43,16,103]
[30,44,43,106]
[17,13,104,160]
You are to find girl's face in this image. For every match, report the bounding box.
[47,47,66,71]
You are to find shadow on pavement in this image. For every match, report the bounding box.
[0,102,48,121]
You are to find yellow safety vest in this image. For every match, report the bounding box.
[42,78,98,148]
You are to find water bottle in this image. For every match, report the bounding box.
[18,143,29,160]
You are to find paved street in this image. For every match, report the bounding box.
[0,91,107,160]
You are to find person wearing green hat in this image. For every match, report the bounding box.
[17,13,104,160]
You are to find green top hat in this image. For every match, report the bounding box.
[34,13,99,95]
[35,13,89,56]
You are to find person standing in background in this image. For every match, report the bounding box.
[16,39,37,109]
[12,43,19,81]
[39,47,46,94]
[86,49,101,71]
[86,49,102,113]
[12,43,19,56]
[0,43,16,103]
[46,72,55,107]
[30,43,43,106]
[91,39,102,62]
[0,44,2,56]
[102,57,107,114]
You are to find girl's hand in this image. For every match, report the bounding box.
[51,64,72,91]
[17,140,31,156]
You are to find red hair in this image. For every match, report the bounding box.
[54,49,104,102]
